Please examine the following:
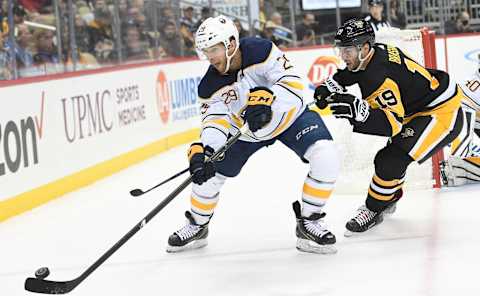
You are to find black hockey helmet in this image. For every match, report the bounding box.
[368,0,384,6]
[334,18,375,48]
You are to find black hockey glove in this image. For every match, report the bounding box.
[243,86,275,132]
[329,93,370,123]
[314,84,332,109]
[188,143,216,185]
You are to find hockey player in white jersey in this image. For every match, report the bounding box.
[166,16,340,254]
[441,59,480,186]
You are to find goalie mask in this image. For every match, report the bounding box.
[195,15,239,74]
[334,18,375,72]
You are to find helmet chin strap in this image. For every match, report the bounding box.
[352,46,374,72]
[222,42,239,74]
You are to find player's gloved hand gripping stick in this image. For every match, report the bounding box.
[24,124,250,294]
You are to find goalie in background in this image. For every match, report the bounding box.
[315,18,470,236]
[441,56,480,186]
[166,16,340,254]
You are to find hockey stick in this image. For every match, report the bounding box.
[24,125,248,294]
[129,168,189,197]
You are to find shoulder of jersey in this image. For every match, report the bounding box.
[240,37,273,67]
[198,37,273,99]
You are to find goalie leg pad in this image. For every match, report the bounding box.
[441,156,480,186]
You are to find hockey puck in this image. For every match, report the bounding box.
[35,267,50,279]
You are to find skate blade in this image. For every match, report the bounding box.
[344,230,359,237]
[383,204,396,215]
[166,239,208,253]
[296,239,337,255]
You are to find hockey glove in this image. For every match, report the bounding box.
[329,93,370,123]
[188,143,216,185]
[243,86,275,132]
[314,84,332,109]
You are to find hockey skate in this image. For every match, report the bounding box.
[344,189,403,237]
[292,201,337,254]
[344,205,384,237]
[166,211,209,253]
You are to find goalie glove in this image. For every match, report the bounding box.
[329,93,370,123]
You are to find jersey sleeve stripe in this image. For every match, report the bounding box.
[278,80,304,90]
[275,83,304,105]
[201,126,228,138]
[274,74,302,84]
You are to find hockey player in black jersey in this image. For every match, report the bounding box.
[315,18,469,235]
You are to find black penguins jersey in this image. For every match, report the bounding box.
[330,43,461,137]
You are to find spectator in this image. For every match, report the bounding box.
[194,7,211,31]
[270,12,283,27]
[74,14,94,54]
[123,24,151,62]
[118,0,129,20]
[13,4,27,25]
[296,13,316,46]
[159,20,182,57]
[13,23,34,69]
[126,8,153,46]
[158,6,175,29]
[389,0,406,29]
[365,0,391,33]
[445,11,474,34]
[180,6,195,54]
[19,0,50,13]
[33,29,60,65]
[88,9,114,62]
[0,33,12,80]
[258,0,274,31]
[261,21,288,49]
[233,18,248,39]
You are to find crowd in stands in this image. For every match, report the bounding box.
[0,0,478,80]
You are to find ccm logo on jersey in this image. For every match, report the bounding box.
[296,125,319,140]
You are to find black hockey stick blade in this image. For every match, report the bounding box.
[129,168,189,197]
[25,277,78,294]
[129,189,144,196]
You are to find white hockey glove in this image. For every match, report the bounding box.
[329,93,370,123]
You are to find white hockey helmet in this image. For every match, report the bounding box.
[195,15,239,73]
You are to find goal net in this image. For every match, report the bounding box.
[329,28,442,194]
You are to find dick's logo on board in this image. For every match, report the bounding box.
[308,56,341,86]
[155,70,202,124]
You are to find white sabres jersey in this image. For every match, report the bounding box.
[197,37,306,150]
[459,69,480,129]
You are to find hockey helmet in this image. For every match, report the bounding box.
[368,0,384,6]
[334,18,375,49]
[195,15,239,73]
